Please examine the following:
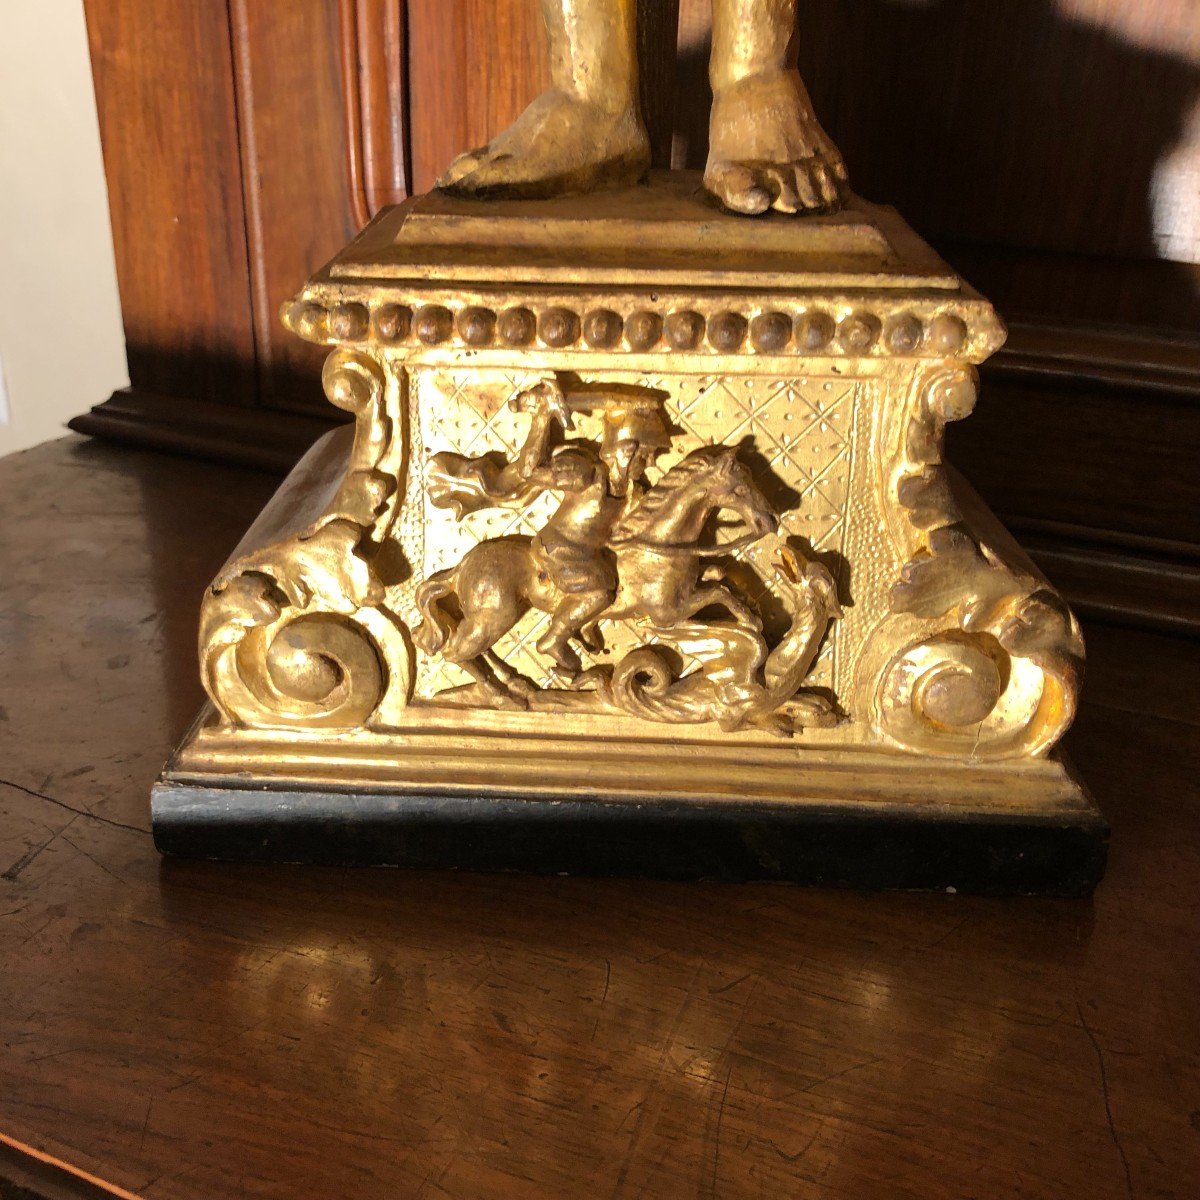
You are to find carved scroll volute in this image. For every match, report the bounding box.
[199,349,413,731]
[864,363,1084,760]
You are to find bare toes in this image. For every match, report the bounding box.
[793,165,820,210]
[438,150,485,189]
[706,162,771,215]
[811,161,841,207]
[441,150,526,194]
[763,165,800,214]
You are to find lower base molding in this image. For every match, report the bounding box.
[152,780,1107,896]
[155,714,1108,896]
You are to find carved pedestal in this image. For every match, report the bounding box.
[154,174,1105,894]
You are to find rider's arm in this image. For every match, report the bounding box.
[511,379,571,480]
[514,410,556,480]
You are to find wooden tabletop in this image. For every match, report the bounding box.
[1,436,1197,1200]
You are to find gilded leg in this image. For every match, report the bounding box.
[673,583,762,631]
[706,0,848,215]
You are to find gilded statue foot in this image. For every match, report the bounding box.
[437,90,651,200]
[705,69,848,215]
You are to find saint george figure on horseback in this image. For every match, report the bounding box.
[414,378,777,704]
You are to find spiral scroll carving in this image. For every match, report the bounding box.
[871,365,1084,760]
[203,581,390,729]
[873,610,1081,761]
[198,350,414,731]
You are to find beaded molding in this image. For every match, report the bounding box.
[284,299,974,357]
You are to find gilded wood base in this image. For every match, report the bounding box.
[162,175,1098,891]
[156,436,1104,894]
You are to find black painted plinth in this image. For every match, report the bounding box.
[152,779,1108,896]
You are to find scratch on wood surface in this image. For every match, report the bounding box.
[17,919,54,947]
[138,1097,154,1154]
[617,1097,643,1133]
[61,834,130,884]
[139,1165,189,1194]
[926,914,971,948]
[715,974,761,1064]
[610,968,703,1196]
[996,1001,1074,1029]
[591,958,613,1041]
[799,1055,883,1094]
[304,1115,412,1147]
[767,1119,823,1164]
[703,1061,734,1200]
[0,776,148,836]
[3,834,61,883]
[415,1160,453,1199]
[3,811,83,882]
[27,1047,84,1066]
[1076,1001,1134,1200]
[708,971,752,996]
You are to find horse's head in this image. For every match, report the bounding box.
[611,445,778,549]
[708,448,777,540]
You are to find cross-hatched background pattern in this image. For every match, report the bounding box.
[393,368,857,699]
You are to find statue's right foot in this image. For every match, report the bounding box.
[437,89,650,201]
[705,68,848,216]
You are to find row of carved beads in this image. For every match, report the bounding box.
[287,300,970,356]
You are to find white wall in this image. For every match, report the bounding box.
[0,1,128,457]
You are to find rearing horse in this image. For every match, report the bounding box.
[414,446,776,693]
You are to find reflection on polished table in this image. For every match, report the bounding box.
[0,436,1197,1199]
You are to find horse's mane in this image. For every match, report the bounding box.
[611,446,730,541]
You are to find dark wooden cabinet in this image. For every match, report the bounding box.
[70,0,1200,631]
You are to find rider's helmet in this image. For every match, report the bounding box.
[595,395,671,495]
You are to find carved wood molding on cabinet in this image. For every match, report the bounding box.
[338,0,411,227]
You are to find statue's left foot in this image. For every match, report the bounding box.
[705,69,849,216]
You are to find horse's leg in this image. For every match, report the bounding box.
[535,588,612,677]
[440,542,532,699]
[439,613,533,708]
[483,650,537,698]
[622,550,759,631]
[577,621,604,653]
[661,584,761,630]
